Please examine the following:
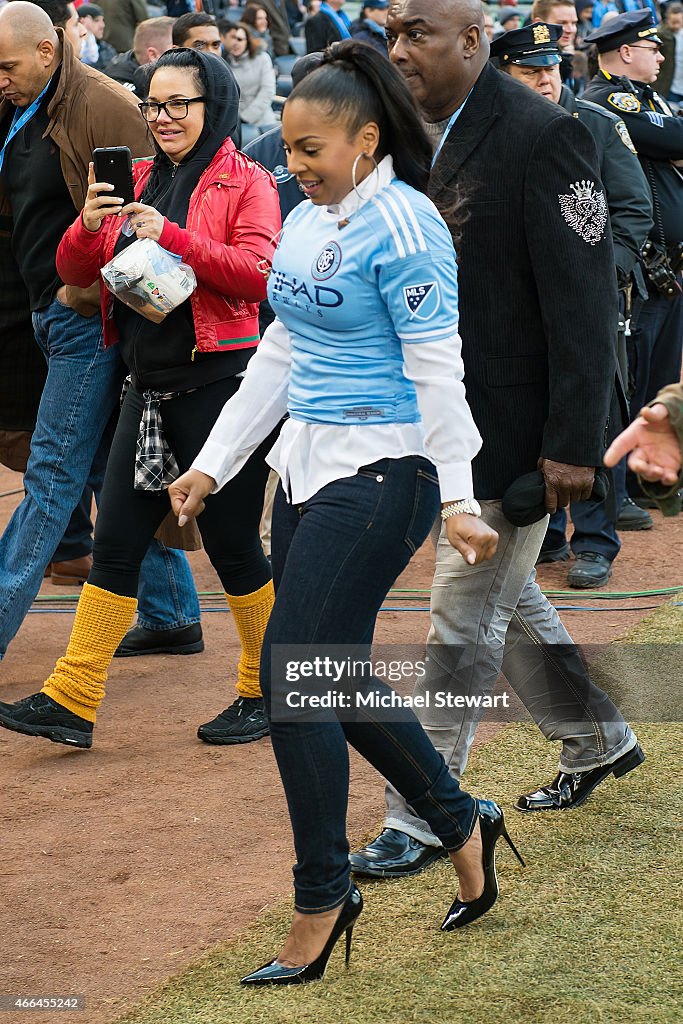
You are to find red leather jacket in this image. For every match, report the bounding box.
[56,137,281,354]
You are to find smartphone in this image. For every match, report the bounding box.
[93,146,135,205]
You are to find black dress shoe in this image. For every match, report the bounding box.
[566,552,612,589]
[536,542,570,564]
[514,742,645,812]
[616,498,653,531]
[113,622,204,657]
[349,828,448,879]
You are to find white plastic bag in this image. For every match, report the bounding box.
[101,237,197,324]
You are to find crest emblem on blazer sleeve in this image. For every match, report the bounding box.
[557,180,608,246]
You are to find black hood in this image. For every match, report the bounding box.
[140,49,241,226]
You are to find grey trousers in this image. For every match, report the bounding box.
[385,501,637,846]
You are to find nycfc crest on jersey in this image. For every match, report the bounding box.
[558,180,608,246]
[312,241,343,281]
[404,282,440,321]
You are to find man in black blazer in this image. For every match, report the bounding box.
[305,0,351,52]
[351,0,644,879]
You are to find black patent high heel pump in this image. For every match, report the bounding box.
[240,885,363,986]
[441,799,525,931]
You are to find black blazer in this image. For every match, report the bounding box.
[430,64,618,499]
[305,12,345,52]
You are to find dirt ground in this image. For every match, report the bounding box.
[0,463,681,1023]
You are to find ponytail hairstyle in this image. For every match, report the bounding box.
[288,39,432,194]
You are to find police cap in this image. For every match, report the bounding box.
[489,23,563,67]
[584,10,662,54]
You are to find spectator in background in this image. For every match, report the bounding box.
[104,15,174,94]
[78,3,117,69]
[218,16,238,51]
[15,0,88,56]
[591,0,658,29]
[576,0,595,46]
[493,8,521,37]
[172,11,223,54]
[482,4,495,41]
[98,0,149,54]
[285,0,305,33]
[305,0,350,51]
[227,22,277,142]
[257,0,296,56]
[350,0,389,56]
[243,5,275,57]
[531,0,578,51]
[658,2,683,105]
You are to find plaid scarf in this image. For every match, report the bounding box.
[122,377,196,491]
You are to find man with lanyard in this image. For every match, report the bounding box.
[491,22,653,586]
[305,0,351,52]
[0,3,203,669]
[350,0,643,880]
[584,10,683,512]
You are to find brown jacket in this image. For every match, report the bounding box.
[0,30,153,315]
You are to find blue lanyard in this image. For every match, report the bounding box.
[0,77,54,176]
[431,93,471,168]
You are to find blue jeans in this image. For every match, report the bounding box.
[263,456,478,913]
[137,540,201,629]
[0,300,122,659]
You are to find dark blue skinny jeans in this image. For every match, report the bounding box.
[262,455,478,914]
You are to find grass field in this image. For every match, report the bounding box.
[117,604,683,1024]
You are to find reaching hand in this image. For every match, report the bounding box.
[538,459,595,514]
[604,404,681,485]
[168,469,216,527]
[445,514,499,565]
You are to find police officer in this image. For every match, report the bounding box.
[584,10,683,515]
[491,22,654,586]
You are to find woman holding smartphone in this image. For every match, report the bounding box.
[170,42,524,987]
[0,49,281,749]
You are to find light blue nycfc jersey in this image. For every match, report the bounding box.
[267,178,460,425]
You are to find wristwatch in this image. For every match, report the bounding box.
[441,498,482,520]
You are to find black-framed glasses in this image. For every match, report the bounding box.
[138,97,206,122]
[627,44,661,52]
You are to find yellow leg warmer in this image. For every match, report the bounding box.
[41,583,138,723]
[225,579,274,699]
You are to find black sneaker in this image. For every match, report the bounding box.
[197,696,269,745]
[0,692,93,749]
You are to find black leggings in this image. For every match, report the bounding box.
[90,377,276,598]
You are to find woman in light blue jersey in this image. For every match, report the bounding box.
[169,40,523,987]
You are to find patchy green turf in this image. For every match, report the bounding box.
[116,605,683,1024]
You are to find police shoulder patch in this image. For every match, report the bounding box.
[614,120,637,154]
[607,92,641,113]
